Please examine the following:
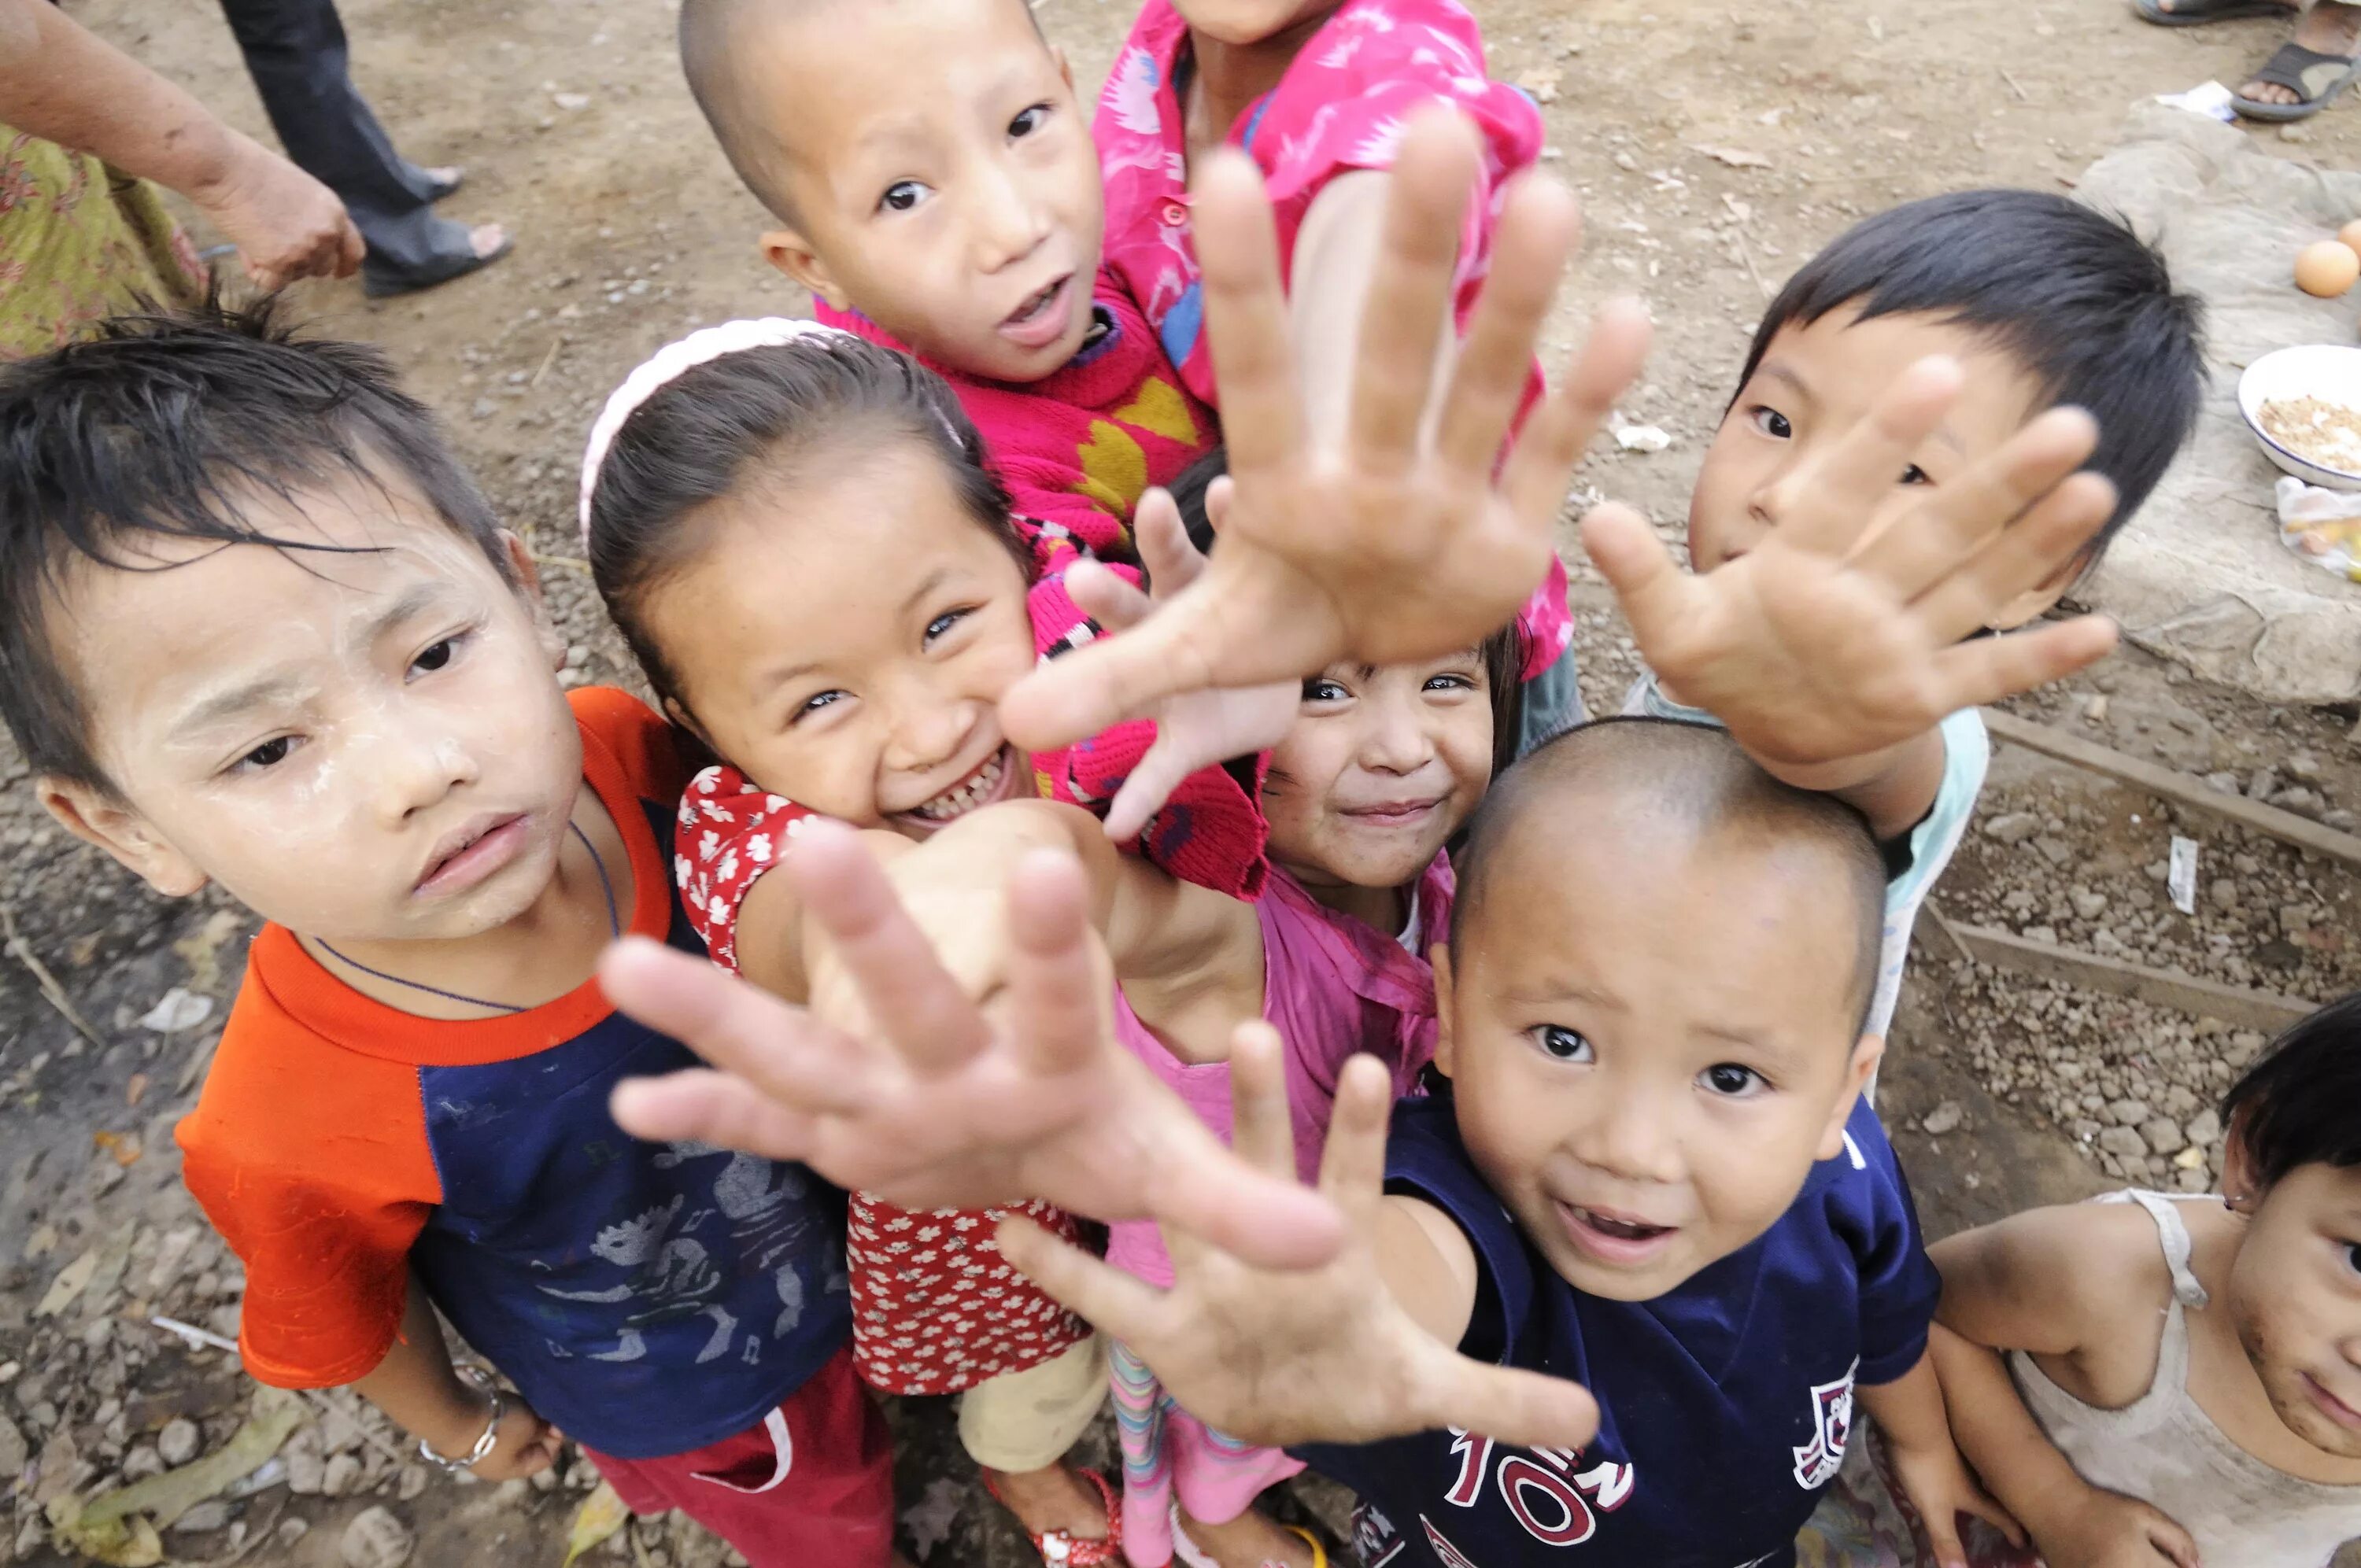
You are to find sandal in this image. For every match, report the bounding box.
[1275,1526,1327,1568]
[1170,1512,1327,1568]
[2131,0,2293,26]
[2232,39,2361,119]
[423,165,465,203]
[362,221,513,298]
[985,1467,1124,1567]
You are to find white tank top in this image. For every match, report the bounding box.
[2008,1190,2361,1568]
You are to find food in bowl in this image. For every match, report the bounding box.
[2259,393,2361,475]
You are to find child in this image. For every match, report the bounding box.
[1007,718,2012,1568]
[1607,189,2208,1042]
[0,301,889,1566]
[675,0,1214,572]
[1092,0,1586,747]
[1924,991,2361,1568]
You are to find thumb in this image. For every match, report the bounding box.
[1410,1353,1600,1455]
[1964,1484,2026,1551]
[1577,502,1693,647]
[2145,1508,2201,1568]
[1918,1505,1968,1568]
[1002,595,1221,751]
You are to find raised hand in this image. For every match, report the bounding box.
[1061,484,1299,841]
[1581,357,2120,778]
[1001,108,1650,754]
[603,822,1343,1271]
[999,1035,1600,1453]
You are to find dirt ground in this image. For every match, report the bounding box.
[6,0,2361,1562]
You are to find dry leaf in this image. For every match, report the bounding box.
[171,909,242,996]
[35,1248,98,1318]
[563,1481,632,1566]
[124,1073,150,1109]
[93,1131,142,1168]
[1691,144,1773,169]
[58,1400,304,1559]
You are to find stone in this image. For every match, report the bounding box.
[2108,1098,2151,1127]
[2287,751,2325,783]
[323,1452,364,1497]
[339,1506,414,1568]
[1982,812,2041,844]
[283,1425,326,1495]
[156,1415,200,1467]
[2098,1125,2150,1160]
[171,1500,233,1534]
[1919,1101,1965,1137]
[397,1464,429,1501]
[2187,1108,2223,1146]
[2035,836,2074,868]
[0,1409,24,1477]
[2227,1031,2267,1065]
[2271,786,2327,820]
[2070,889,2109,921]
[2208,876,2240,911]
[2142,1117,2188,1156]
[118,1443,163,1483]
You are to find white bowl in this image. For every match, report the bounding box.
[2238,344,2361,492]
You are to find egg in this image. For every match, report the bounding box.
[2340,219,2361,254]
[2296,239,2361,298]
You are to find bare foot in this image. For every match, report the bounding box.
[2244,0,2361,105]
[984,1463,1110,1545]
[1178,1507,1319,1568]
[466,221,508,259]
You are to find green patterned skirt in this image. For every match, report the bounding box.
[0,124,206,361]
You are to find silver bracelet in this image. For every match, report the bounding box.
[417,1364,504,1471]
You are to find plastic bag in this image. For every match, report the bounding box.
[2274,476,2361,581]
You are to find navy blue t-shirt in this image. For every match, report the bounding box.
[1300,1091,1938,1568]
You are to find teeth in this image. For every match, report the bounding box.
[1579,1208,1665,1240]
[911,752,1005,823]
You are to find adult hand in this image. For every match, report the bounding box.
[1000,109,1648,754]
[188,130,364,289]
[604,823,1343,1271]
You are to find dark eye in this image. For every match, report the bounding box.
[1701,1063,1766,1098]
[924,608,971,644]
[1534,1025,1593,1064]
[880,181,926,214]
[236,736,295,773]
[1302,678,1349,703]
[1900,463,1932,487]
[1424,673,1475,693]
[1010,104,1051,138]
[2344,1241,2361,1275]
[410,638,456,676]
[791,690,847,725]
[1750,407,1792,439]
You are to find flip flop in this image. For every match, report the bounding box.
[985,1467,1124,1567]
[362,223,514,298]
[2131,0,2294,26]
[424,165,465,202]
[2232,39,2361,119]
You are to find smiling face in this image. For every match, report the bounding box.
[39,473,582,943]
[1437,789,1880,1301]
[1690,307,2059,622]
[2225,1157,2361,1459]
[1262,649,1495,909]
[748,0,1104,382]
[639,440,1037,836]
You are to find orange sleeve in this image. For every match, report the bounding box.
[568,685,692,805]
[175,968,442,1389]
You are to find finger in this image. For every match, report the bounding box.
[1349,109,1484,467]
[338,217,367,277]
[1103,730,1211,842]
[1003,848,1111,1082]
[1317,1054,1398,1232]
[997,1214,1174,1339]
[1193,149,1303,479]
[1919,1509,1967,1568]
[1777,356,1964,559]
[1134,1123,1347,1271]
[1001,582,1227,750]
[598,936,872,1111]
[786,822,995,1072]
[1908,470,2115,645]
[1132,487,1208,596]
[242,253,288,293]
[1967,1489,2027,1551]
[1228,1020,1299,1175]
[1409,1356,1601,1453]
[1927,616,2120,711]
[1857,406,2103,599]
[1502,297,1652,527]
[1064,557,1156,633]
[609,1068,822,1159]
[1203,474,1235,538]
[2146,1511,2202,1568]
[1579,501,1695,651]
[1435,172,1582,480]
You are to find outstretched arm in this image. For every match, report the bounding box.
[1855,1348,2022,1568]
[999,1035,1598,1452]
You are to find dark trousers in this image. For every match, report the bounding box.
[216,0,460,277]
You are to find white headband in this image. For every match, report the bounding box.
[578,316,859,546]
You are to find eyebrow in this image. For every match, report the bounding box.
[360,582,451,647]
[168,674,310,742]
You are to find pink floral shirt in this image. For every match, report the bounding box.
[1092,0,1570,678]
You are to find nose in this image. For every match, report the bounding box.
[1570,1073,1687,1188]
[969,157,1055,274]
[1358,698,1436,777]
[881,673,981,777]
[364,715,480,826]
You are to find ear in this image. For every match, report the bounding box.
[761,226,848,312]
[39,776,208,898]
[498,530,565,670]
[1984,553,2085,633]
[2221,1122,2263,1212]
[1055,43,1077,94]
[1429,942,1458,1079]
[1815,1031,1886,1162]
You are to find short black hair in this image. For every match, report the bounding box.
[678,0,1049,225]
[2222,991,2361,1190]
[585,330,1030,721]
[1451,717,1888,1028]
[1167,446,1527,779]
[1742,190,2206,550]
[0,293,509,794]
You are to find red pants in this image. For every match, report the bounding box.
[585,1347,895,1568]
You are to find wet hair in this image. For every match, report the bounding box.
[1451,717,1888,1028]
[0,293,510,795]
[678,0,1049,225]
[584,332,1030,721]
[1742,190,2206,550]
[2221,991,2361,1191]
[1169,446,1528,777]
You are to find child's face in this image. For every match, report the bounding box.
[754,0,1104,383]
[2225,1157,2361,1459]
[1436,796,1879,1302]
[1262,649,1492,896]
[39,475,582,943]
[1168,0,1342,47]
[1689,307,2063,628]
[642,444,1036,836]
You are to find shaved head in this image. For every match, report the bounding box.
[1451,718,1889,1026]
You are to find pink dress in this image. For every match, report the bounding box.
[1105,858,1453,1565]
[1092,0,1572,679]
